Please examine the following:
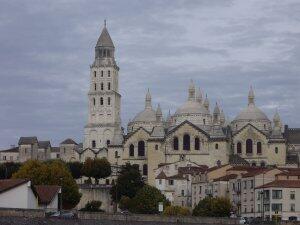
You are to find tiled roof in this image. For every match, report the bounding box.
[277,168,300,177]
[256,180,300,189]
[241,168,273,178]
[60,138,78,145]
[33,185,60,205]
[207,164,229,172]
[213,174,237,182]
[227,165,260,172]
[0,179,29,194]
[168,173,187,180]
[18,137,38,145]
[156,171,168,179]
[178,166,208,174]
[229,155,250,166]
[38,141,51,149]
[0,146,19,153]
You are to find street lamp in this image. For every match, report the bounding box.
[59,177,63,213]
[115,155,120,213]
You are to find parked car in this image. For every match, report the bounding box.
[49,211,77,219]
[239,217,247,224]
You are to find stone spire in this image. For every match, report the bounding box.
[96,21,114,48]
[188,80,196,101]
[156,104,163,122]
[145,89,152,109]
[204,94,209,110]
[213,102,220,124]
[273,110,281,128]
[220,109,225,125]
[248,86,255,106]
[196,88,202,103]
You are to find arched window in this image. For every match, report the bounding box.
[251,162,256,166]
[108,97,111,105]
[173,137,179,150]
[143,164,148,176]
[203,119,206,125]
[93,98,96,106]
[260,161,266,167]
[94,83,97,91]
[246,139,253,154]
[115,151,118,158]
[275,147,278,154]
[94,71,96,77]
[108,70,111,77]
[108,82,111,90]
[194,137,200,150]
[100,97,103,105]
[101,71,103,77]
[183,134,190,150]
[92,140,96,148]
[155,145,158,150]
[237,142,242,154]
[106,140,110,146]
[257,142,262,154]
[129,144,134,157]
[215,143,219,150]
[101,83,104,90]
[138,141,145,156]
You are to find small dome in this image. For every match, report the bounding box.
[175,100,209,115]
[234,104,270,121]
[132,108,157,122]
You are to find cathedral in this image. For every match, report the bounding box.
[82,24,288,186]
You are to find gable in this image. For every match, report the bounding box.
[124,127,151,145]
[233,123,268,142]
[166,120,209,139]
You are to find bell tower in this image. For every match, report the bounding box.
[84,22,123,150]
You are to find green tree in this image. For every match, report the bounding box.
[13,160,81,209]
[163,206,191,216]
[91,158,111,184]
[119,196,132,210]
[110,163,144,202]
[81,157,94,183]
[80,201,103,212]
[129,185,169,214]
[193,196,231,217]
[0,162,22,179]
[67,161,83,179]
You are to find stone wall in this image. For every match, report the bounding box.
[0,208,45,218]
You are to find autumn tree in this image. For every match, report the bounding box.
[193,196,232,217]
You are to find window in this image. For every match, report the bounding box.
[244,181,247,189]
[138,141,145,156]
[106,140,110,146]
[143,164,148,176]
[272,203,282,212]
[3,156,6,160]
[108,82,111,90]
[215,143,219,150]
[92,140,96,148]
[257,142,262,154]
[237,142,242,154]
[159,179,162,185]
[10,156,13,161]
[155,144,158,150]
[290,191,295,200]
[108,70,111,77]
[183,134,190,150]
[115,151,118,158]
[246,139,253,154]
[108,97,111,105]
[129,144,134,157]
[272,190,282,199]
[264,124,266,130]
[94,83,97,91]
[93,98,96,106]
[275,147,278,154]
[173,137,179,150]
[203,119,206,125]
[291,204,295,212]
[181,190,184,196]
[94,71,96,77]
[199,186,202,194]
[260,161,266,167]
[101,71,103,77]
[168,180,174,185]
[257,204,261,213]
[250,180,254,189]
[100,97,103,105]
[195,137,200,150]
[101,82,104,90]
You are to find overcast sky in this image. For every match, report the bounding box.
[0,0,300,148]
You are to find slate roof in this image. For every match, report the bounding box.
[156,171,168,179]
[18,137,38,145]
[285,128,300,144]
[0,146,19,153]
[229,154,250,166]
[178,166,208,175]
[33,185,60,205]
[96,26,114,48]
[0,179,29,194]
[213,174,237,182]
[38,141,51,149]
[60,138,78,145]
[256,180,300,189]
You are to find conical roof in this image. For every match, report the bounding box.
[96,25,114,48]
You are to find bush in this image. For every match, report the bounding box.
[163,206,191,216]
[119,196,132,211]
[80,201,103,212]
[193,196,231,217]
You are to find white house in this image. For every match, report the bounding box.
[0,179,61,211]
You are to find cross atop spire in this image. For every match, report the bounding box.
[104,19,107,27]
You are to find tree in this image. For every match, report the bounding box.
[91,158,111,184]
[110,163,144,202]
[0,162,22,179]
[81,158,94,183]
[193,196,232,217]
[67,161,83,179]
[163,206,191,216]
[119,196,132,211]
[129,185,169,214]
[13,160,81,209]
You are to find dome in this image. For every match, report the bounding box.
[175,100,209,115]
[234,104,269,122]
[132,108,157,122]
